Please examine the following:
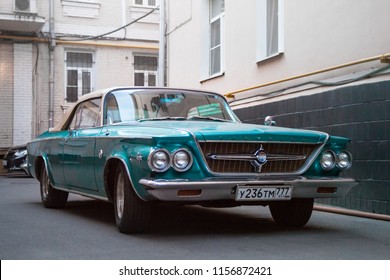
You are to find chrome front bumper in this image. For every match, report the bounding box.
[139,177,358,202]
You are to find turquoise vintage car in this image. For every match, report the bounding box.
[27,87,357,233]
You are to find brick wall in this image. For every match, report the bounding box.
[234,80,390,215]
[0,44,14,149]
[13,44,33,146]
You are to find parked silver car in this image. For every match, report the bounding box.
[2,145,31,176]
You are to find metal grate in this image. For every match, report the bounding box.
[199,141,319,174]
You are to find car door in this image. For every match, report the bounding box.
[63,98,101,191]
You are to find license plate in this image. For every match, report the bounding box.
[235,186,292,201]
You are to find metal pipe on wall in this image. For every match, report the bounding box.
[158,0,166,87]
[49,0,55,128]
[225,53,390,98]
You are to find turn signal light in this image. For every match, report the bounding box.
[178,189,202,196]
[317,187,337,194]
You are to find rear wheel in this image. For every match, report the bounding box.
[114,164,152,233]
[40,166,68,208]
[269,198,314,227]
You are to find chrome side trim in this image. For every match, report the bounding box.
[53,186,110,202]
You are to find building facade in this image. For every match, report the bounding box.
[0,0,159,155]
[165,0,390,215]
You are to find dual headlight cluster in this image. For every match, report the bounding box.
[148,148,193,172]
[320,150,352,171]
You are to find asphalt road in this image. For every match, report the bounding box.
[0,174,389,260]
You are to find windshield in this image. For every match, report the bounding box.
[103,89,240,124]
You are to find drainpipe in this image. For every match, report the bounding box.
[48,0,56,128]
[121,0,126,26]
[158,0,166,87]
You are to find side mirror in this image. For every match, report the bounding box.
[264,116,276,126]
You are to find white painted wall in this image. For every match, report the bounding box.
[166,0,390,98]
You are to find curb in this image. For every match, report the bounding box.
[314,204,390,222]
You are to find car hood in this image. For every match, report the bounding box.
[112,121,328,144]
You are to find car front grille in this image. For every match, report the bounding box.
[198,141,320,174]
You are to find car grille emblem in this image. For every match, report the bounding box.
[251,147,268,172]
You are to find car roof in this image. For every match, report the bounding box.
[51,87,223,132]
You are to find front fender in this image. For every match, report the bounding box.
[104,145,153,201]
[33,153,53,183]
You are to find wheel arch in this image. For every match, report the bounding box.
[34,155,49,182]
[104,157,147,203]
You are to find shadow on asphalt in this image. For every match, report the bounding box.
[2,176,336,236]
[0,173,32,179]
[51,198,324,236]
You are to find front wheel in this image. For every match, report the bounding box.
[114,164,152,233]
[269,198,314,227]
[40,166,68,208]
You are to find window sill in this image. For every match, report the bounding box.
[130,6,159,23]
[256,51,284,64]
[199,71,225,84]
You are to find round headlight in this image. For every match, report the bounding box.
[320,150,336,171]
[337,151,352,170]
[148,149,170,172]
[172,149,193,172]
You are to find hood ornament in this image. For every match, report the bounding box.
[264,116,276,126]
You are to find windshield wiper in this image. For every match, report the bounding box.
[187,116,229,122]
[138,117,187,122]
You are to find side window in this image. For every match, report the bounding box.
[68,99,101,130]
[105,93,121,124]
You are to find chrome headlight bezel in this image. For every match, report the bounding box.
[320,150,336,171]
[172,148,193,172]
[148,149,171,172]
[336,151,353,170]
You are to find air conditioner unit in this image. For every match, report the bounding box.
[14,0,37,14]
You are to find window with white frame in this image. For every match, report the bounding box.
[134,55,158,86]
[133,0,157,8]
[209,0,224,76]
[65,51,94,102]
[257,0,284,61]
